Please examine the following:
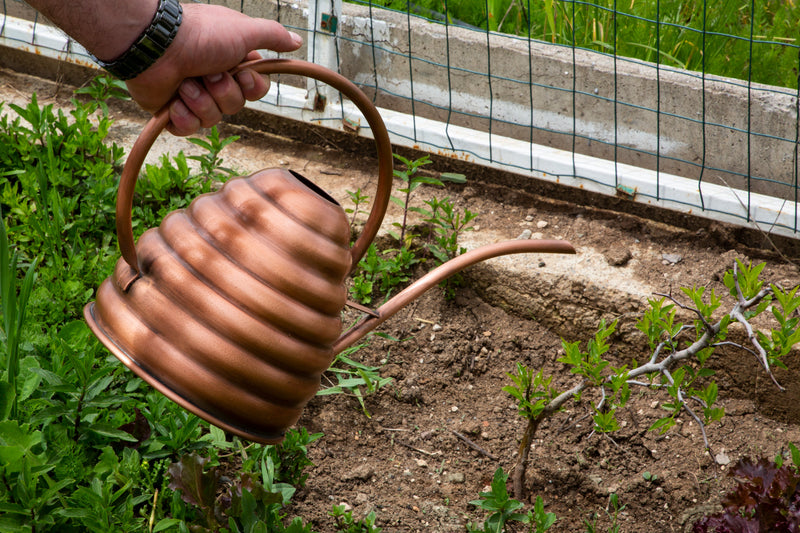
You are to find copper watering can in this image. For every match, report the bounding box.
[83,59,575,444]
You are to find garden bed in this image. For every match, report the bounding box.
[2,67,799,532]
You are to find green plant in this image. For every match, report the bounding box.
[420,196,477,265]
[345,188,371,235]
[693,444,800,532]
[0,79,264,531]
[350,243,421,304]
[74,74,131,116]
[466,467,556,533]
[330,504,381,532]
[583,494,626,533]
[504,260,800,498]
[0,211,37,420]
[318,340,394,418]
[389,153,465,244]
[187,125,239,182]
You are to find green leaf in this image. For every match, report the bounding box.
[440,172,467,183]
[85,423,140,442]
[0,382,14,421]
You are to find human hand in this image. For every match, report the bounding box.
[125,4,303,136]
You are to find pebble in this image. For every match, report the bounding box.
[525,215,534,222]
[516,229,532,240]
[342,464,375,482]
[715,452,731,465]
[605,248,632,267]
[662,252,683,264]
[537,220,549,229]
[432,324,443,332]
[447,472,465,483]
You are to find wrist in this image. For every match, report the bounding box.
[92,0,183,81]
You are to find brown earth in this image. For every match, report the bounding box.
[3,67,800,532]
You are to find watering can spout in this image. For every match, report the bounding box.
[334,239,576,353]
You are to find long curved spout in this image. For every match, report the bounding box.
[334,239,576,353]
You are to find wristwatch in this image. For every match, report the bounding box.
[92,0,183,81]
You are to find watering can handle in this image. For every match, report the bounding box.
[116,58,393,276]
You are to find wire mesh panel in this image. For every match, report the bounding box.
[1,0,798,237]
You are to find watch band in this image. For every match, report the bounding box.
[92,0,183,81]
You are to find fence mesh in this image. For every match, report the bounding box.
[2,0,799,237]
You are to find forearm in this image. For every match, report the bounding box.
[25,0,159,60]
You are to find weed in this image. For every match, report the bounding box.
[318,340,394,418]
[330,504,381,532]
[466,467,556,533]
[583,494,626,533]
[350,243,421,304]
[389,153,466,244]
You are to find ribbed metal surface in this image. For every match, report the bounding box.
[86,168,351,443]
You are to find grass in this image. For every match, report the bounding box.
[353,0,800,89]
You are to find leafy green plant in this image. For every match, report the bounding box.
[330,504,381,532]
[350,243,421,304]
[466,467,556,533]
[420,196,477,265]
[389,153,465,244]
[318,341,394,418]
[0,79,267,532]
[187,125,239,182]
[693,444,800,532]
[345,188,371,235]
[165,428,324,533]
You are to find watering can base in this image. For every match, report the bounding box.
[83,301,287,444]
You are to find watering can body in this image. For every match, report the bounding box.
[84,59,575,444]
[86,168,351,443]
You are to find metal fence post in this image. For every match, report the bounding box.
[306,0,342,111]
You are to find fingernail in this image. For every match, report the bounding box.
[289,31,303,46]
[180,79,201,100]
[236,71,255,91]
[206,73,224,84]
[171,99,190,118]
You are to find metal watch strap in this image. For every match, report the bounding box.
[92,0,183,81]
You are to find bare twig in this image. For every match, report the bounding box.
[449,430,497,461]
[396,441,440,457]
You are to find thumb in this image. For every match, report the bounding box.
[246,19,303,53]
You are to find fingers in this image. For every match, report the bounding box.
[167,67,270,136]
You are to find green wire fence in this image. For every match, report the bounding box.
[1,0,798,238]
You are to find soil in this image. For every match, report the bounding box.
[3,67,800,532]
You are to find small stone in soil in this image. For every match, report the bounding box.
[447,472,465,483]
[604,248,632,267]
